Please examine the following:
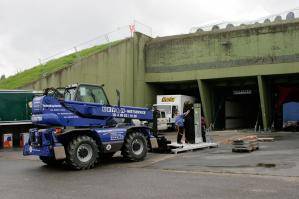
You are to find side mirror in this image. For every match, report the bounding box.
[116,89,120,106]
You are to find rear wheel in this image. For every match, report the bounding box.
[66,135,99,170]
[122,132,147,161]
[39,156,63,167]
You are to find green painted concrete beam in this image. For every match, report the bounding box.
[257,75,270,130]
[198,79,213,127]
[145,62,299,83]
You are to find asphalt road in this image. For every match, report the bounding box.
[0,132,299,199]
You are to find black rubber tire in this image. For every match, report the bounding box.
[66,135,99,170]
[122,132,147,161]
[39,156,64,166]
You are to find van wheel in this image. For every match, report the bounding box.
[66,136,99,170]
[122,132,147,161]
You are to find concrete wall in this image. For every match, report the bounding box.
[21,33,155,107]
[144,19,299,130]
[19,19,299,130]
[145,19,299,75]
[132,33,156,107]
[21,39,135,106]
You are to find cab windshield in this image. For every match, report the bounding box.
[75,85,108,105]
[64,85,109,105]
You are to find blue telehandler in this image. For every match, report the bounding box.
[23,83,160,170]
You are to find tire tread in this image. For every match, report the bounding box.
[66,135,99,170]
[122,132,147,162]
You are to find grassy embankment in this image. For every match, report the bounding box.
[0,41,119,89]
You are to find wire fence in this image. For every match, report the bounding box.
[24,8,299,72]
[190,7,299,33]
[38,20,152,65]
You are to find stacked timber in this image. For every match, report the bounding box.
[232,135,259,152]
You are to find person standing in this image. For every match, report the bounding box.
[184,103,195,144]
[152,106,159,137]
[175,110,190,144]
[201,115,207,142]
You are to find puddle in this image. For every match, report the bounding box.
[185,163,277,169]
[256,163,276,168]
[203,165,252,168]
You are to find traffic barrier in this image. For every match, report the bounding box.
[20,133,29,147]
[3,133,13,149]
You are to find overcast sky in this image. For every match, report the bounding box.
[0,0,299,77]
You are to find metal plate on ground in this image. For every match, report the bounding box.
[168,142,218,154]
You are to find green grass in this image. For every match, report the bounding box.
[0,41,120,89]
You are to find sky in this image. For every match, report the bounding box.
[0,0,299,77]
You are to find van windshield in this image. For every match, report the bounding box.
[156,105,171,115]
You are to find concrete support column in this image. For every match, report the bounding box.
[197,79,213,128]
[257,75,270,131]
[132,32,155,107]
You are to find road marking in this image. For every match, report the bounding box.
[126,154,177,168]
[147,154,177,165]
[158,168,299,182]
[250,189,277,193]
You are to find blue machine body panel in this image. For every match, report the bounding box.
[31,96,152,127]
[23,126,153,157]
[23,128,59,157]
[24,94,154,158]
[283,102,299,123]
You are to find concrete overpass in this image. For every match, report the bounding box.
[21,17,299,131]
[144,18,299,130]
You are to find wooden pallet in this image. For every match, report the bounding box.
[232,135,259,152]
[168,142,218,154]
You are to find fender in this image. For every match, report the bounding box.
[125,126,152,138]
[57,127,130,154]
[126,126,158,149]
[94,126,154,153]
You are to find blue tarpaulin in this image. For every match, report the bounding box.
[283,102,299,122]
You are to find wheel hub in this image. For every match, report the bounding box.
[132,139,144,155]
[78,148,88,158]
[133,143,141,151]
[77,144,93,163]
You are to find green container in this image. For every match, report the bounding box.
[0,90,36,122]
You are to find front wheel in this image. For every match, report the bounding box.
[122,132,148,161]
[66,135,99,170]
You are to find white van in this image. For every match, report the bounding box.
[154,95,195,129]
[157,111,168,131]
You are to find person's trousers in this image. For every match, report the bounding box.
[202,128,206,142]
[177,126,184,143]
